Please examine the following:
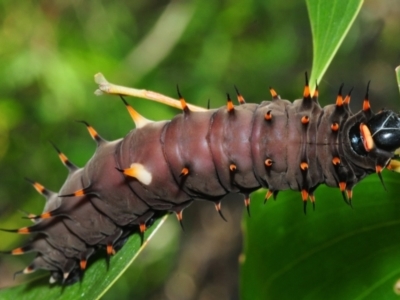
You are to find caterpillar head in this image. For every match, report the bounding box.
[350,110,400,155]
[366,110,400,152]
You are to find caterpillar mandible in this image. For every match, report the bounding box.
[1,72,400,285]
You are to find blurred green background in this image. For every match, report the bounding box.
[0,0,400,299]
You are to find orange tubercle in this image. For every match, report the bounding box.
[303,85,310,98]
[360,123,374,152]
[265,190,273,201]
[87,125,99,140]
[226,98,234,112]
[73,189,86,197]
[11,247,25,255]
[180,98,189,112]
[332,157,341,166]
[176,210,183,221]
[339,182,346,191]
[18,227,30,234]
[269,88,278,98]
[301,116,309,124]
[265,111,272,121]
[363,99,371,111]
[346,189,353,200]
[58,152,69,165]
[300,162,308,170]
[331,123,339,131]
[139,223,147,233]
[32,182,45,194]
[180,167,189,176]
[107,244,116,256]
[336,95,343,106]
[264,159,273,167]
[80,259,87,270]
[309,194,315,203]
[301,190,308,201]
[40,211,53,219]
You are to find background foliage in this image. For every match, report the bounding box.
[0,0,400,299]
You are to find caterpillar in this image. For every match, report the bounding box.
[2,72,400,286]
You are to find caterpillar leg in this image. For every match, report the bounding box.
[94,73,207,112]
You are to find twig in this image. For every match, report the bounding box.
[94,73,206,112]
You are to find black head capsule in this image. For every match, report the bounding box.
[367,110,400,152]
[349,110,400,155]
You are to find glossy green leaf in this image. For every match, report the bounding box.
[0,217,167,300]
[307,0,363,91]
[241,172,400,299]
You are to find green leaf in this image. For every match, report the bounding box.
[307,0,364,91]
[396,65,400,95]
[241,172,400,299]
[0,217,167,300]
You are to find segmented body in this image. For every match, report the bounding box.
[2,78,399,285]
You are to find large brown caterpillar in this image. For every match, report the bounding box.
[2,73,400,285]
